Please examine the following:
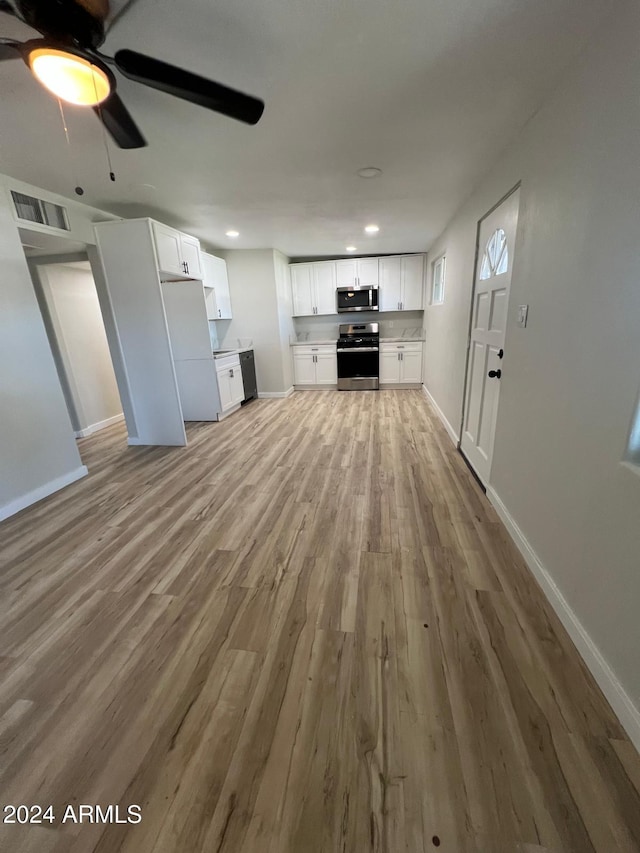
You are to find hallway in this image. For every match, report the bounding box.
[0,391,638,852]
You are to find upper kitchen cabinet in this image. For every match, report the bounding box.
[180,235,202,280]
[379,254,425,312]
[202,252,232,319]
[291,261,336,316]
[336,257,379,287]
[152,221,202,280]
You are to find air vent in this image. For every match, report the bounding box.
[10,191,70,231]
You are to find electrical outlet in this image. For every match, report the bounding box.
[517,304,529,328]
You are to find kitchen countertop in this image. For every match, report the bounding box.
[290,337,424,346]
[290,339,337,346]
[212,347,253,358]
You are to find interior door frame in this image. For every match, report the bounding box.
[457,181,521,488]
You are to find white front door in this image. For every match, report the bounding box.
[460,188,519,485]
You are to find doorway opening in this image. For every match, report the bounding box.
[459,185,520,487]
[22,228,126,463]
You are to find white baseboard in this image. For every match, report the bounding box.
[258,387,295,399]
[487,484,640,753]
[0,465,88,522]
[422,384,460,445]
[75,413,124,438]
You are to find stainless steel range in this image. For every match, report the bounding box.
[337,322,379,391]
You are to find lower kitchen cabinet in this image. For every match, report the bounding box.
[216,354,245,412]
[380,342,423,384]
[293,345,337,386]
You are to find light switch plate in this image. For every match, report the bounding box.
[517,304,529,328]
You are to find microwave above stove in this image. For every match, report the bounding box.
[336,285,379,313]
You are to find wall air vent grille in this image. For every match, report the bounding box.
[10,191,70,231]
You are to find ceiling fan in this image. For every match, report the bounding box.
[0,0,265,149]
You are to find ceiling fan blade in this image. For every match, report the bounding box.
[0,0,18,18]
[93,90,146,148]
[114,49,264,126]
[0,37,22,60]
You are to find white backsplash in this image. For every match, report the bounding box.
[293,310,424,341]
[208,321,219,351]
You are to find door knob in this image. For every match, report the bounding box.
[488,369,502,379]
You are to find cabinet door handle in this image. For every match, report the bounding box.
[185,261,189,274]
[230,368,234,378]
[218,309,221,317]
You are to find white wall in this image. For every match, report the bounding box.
[37,263,122,436]
[219,249,291,394]
[423,0,640,743]
[0,190,87,520]
[274,250,295,391]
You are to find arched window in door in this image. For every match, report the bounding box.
[479,227,509,280]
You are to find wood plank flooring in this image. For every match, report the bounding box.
[1,390,639,852]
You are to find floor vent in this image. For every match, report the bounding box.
[11,191,70,231]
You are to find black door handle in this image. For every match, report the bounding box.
[488,369,502,379]
[498,348,504,359]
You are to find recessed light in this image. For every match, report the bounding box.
[225,230,240,238]
[364,224,379,234]
[346,246,357,252]
[357,167,382,179]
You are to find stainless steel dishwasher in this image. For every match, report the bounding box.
[239,350,257,403]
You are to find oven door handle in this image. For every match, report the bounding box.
[337,346,379,353]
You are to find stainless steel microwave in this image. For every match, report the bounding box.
[336,285,379,313]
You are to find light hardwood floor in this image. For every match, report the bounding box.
[0,390,639,853]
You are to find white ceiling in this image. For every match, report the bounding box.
[0,0,611,257]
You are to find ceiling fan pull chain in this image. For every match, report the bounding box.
[92,73,116,182]
[57,98,84,196]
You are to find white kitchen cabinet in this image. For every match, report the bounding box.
[215,354,244,413]
[152,221,202,280]
[292,351,316,385]
[202,252,232,319]
[336,257,379,287]
[315,350,338,384]
[400,348,423,383]
[379,255,425,311]
[380,342,423,384]
[181,235,202,280]
[153,222,183,277]
[314,263,337,315]
[204,287,218,321]
[291,262,336,316]
[293,345,337,386]
[401,255,425,310]
[291,264,314,316]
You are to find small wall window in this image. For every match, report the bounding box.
[432,256,446,305]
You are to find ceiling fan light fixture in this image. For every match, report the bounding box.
[28,47,111,106]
